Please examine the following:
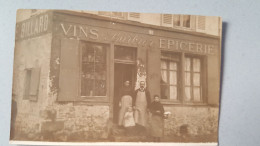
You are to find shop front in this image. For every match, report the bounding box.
[13,10,220,142]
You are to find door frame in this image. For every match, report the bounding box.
[113,62,136,123]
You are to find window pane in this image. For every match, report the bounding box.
[95,80,106,96]
[193,87,201,101]
[185,87,191,101]
[169,71,177,85]
[161,60,167,69]
[169,62,177,70]
[193,58,201,72]
[183,15,191,28]
[161,70,168,83]
[185,57,191,71]
[81,43,107,96]
[114,46,135,61]
[193,73,201,86]
[161,85,169,99]
[173,15,181,26]
[81,79,94,96]
[161,52,180,102]
[185,72,191,85]
[170,86,177,100]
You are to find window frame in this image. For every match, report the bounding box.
[23,68,41,101]
[77,40,110,101]
[23,68,32,100]
[184,55,204,103]
[160,51,207,105]
[161,14,193,30]
[160,51,181,103]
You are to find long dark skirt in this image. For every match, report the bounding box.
[150,114,164,138]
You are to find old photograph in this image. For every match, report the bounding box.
[10,9,222,144]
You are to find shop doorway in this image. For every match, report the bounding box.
[113,63,135,124]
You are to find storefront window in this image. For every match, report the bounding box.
[80,42,107,97]
[160,52,180,100]
[184,56,202,102]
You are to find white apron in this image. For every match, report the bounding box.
[134,91,148,127]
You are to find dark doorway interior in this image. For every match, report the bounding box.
[113,63,135,124]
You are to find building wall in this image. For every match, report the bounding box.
[163,106,219,141]
[12,33,52,140]
[44,35,111,141]
[12,10,220,142]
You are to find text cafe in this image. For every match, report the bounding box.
[14,10,221,141]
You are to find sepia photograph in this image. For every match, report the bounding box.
[10,9,222,144]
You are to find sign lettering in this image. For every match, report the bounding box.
[159,38,217,55]
[59,23,153,47]
[60,23,99,40]
[16,12,51,40]
[20,14,49,38]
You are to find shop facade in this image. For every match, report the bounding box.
[12,10,221,142]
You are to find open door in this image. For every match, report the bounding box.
[113,63,135,123]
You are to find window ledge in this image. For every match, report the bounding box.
[161,101,218,107]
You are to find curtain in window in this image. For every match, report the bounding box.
[161,59,178,100]
[184,56,202,102]
[161,60,167,83]
[193,58,201,101]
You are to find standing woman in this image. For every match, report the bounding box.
[149,95,165,142]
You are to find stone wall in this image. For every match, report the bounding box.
[44,103,110,141]
[163,106,219,142]
[12,33,52,140]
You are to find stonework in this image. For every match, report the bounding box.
[163,106,219,142]
[12,33,52,140]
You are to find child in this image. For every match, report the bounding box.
[149,95,165,142]
[122,106,135,135]
[123,106,136,128]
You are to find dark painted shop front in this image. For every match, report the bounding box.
[13,10,220,142]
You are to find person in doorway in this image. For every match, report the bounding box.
[118,81,133,127]
[133,81,151,129]
[149,95,165,142]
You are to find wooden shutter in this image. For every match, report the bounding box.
[196,16,206,31]
[57,39,79,101]
[23,69,32,99]
[112,12,125,19]
[128,12,141,21]
[29,68,41,101]
[161,14,173,27]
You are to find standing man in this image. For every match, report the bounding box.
[133,81,151,129]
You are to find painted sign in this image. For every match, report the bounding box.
[159,38,217,55]
[58,23,154,47]
[16,12,52,40]
[58,22,218,55]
